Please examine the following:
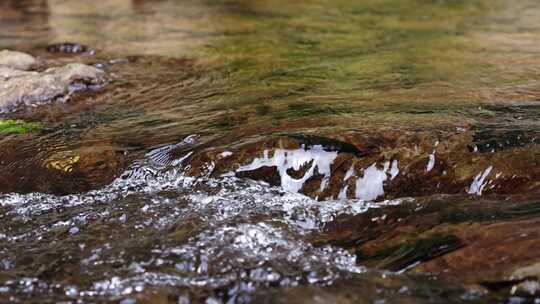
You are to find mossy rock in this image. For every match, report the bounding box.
[0,119,40,135]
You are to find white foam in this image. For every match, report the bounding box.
[355,162,390,201]
[338,185,349,200]
[220,151,233,158]
[344,165,355,181]
[468,166,493,195]
[0,137,411,301]
[237,146,338,193]
[390,160,399,180]
[426,152,435,172]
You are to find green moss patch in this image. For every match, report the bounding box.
[0,120,40,135]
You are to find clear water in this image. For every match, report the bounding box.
[1,0,540,303]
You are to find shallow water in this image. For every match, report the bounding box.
[1,0,540,303]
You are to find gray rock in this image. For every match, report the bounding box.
[0,62,106,111]
[0,67,36,80]
[0,50,38,71]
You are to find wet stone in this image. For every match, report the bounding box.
[186,133,540,201]
[0,50,38,71]
[0,137,129,195]
[235,165,281,187]
[46,42,92,55]
[0,50,106,111]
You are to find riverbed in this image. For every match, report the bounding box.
[1,0,540,303]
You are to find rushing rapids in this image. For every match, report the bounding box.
[1,0,540,303]
[0,137,400,302]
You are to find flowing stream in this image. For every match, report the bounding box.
[1,0,540,303]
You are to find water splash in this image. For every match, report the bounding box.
[468,166,493,195]
[426,153,436,172]
[237,145,338,193]
[0,137,400,301]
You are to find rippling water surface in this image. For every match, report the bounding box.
[1,0,540,303]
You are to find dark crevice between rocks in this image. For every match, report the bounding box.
[469,128,539,153]
[468,104,540,153]
[480,278,530,293]
[281,133,373,157]
[311,197,540,283]
[235,166,281,187]
[286,160,314,179]
[356,234,464,272]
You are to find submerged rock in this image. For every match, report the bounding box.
[182,131,540,201]
[0,50,37,71]
[46,42,92,54]
[0,50,106,111]
[314,196,540,289]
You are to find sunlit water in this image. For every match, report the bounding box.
[1,0,540,303]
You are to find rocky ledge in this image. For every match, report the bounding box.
[0,50,106,112]
[178,131,540,201]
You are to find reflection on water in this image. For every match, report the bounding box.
[46,0,207,57]
[1,0,540,302]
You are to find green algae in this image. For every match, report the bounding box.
[0,120,40,135]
